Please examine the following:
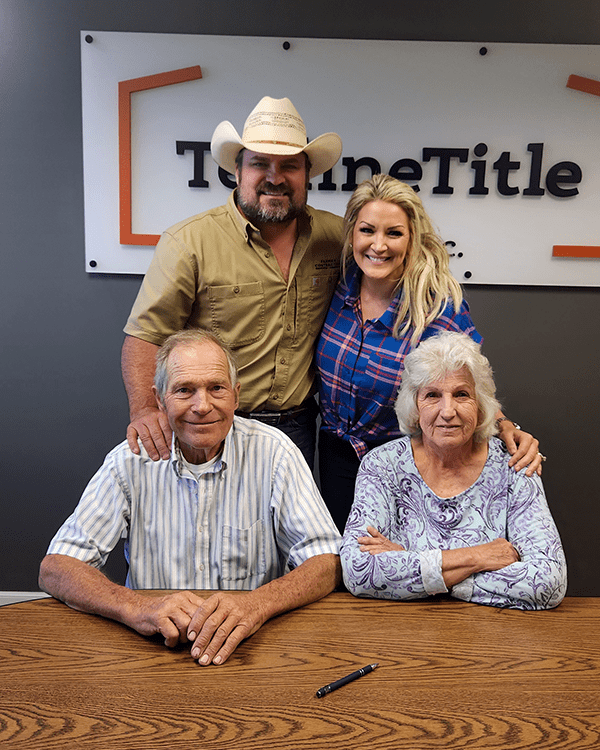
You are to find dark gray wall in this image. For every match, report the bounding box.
[1,0,598,593]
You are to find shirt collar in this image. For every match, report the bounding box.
[343,263,401,333]
[169,433,229,479]
[227,190,254,241]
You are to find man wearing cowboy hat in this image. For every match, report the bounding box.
[122,97,343,467]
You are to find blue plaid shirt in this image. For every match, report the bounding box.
[316,265,482,459]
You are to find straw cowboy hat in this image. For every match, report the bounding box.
[211,96,342,179]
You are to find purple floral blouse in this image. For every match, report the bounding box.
[341,437,567,610]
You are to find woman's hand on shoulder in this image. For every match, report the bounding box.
[497,420,543,477]
[358,526,406,555]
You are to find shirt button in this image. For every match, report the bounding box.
[233,286,240,294]
[287,324,292,331]
[273,394,280,400]
[198,564,205,572]
[280,358,286,365]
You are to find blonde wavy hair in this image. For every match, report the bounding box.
[342,174,463,344]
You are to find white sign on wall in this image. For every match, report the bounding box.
[81,32,600,285]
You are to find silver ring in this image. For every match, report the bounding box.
[537,452,547,462]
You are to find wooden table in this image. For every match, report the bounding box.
[1,593,599,749]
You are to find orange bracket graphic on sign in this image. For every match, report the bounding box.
[553,75,600,259]
[567,74,600,98]
[119,66,203,246]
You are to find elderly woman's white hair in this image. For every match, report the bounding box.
[394,332,500,443]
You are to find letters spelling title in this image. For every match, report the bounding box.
[176,141,581,198]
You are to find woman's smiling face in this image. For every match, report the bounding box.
[416,366,480,453]
[352,200,411,284]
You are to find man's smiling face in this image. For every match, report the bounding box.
[155,341,240,464]
[235,149,309,226]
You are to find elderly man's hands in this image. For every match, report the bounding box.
[129,591,206,647]
[130,591,267,663]
[186,592,269,666]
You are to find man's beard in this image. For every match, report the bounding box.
[237,184,307,226]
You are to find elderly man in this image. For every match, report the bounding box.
[39,329,342,666]
[122,96,344,467]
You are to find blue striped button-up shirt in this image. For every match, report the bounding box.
[316,265,482,459]
[47,417,341,590]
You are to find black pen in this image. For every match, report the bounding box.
[315,662,379,698]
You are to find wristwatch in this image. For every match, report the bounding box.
[496,417,521,431]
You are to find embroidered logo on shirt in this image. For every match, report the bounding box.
[314,259,340,271]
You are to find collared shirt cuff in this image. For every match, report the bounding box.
[451,576,474,601]
[420,549,448,595]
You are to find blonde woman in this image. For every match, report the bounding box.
[316,175,541,531]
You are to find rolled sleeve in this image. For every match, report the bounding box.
[46,451,130,568]
[272,440,341,570]
[420,549,448,595]
[452,576,474,602]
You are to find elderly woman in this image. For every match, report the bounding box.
[340,332,566,610]
[316,175,542,532]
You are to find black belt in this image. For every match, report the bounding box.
[236,401,312,427]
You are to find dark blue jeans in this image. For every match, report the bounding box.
[273,398,319,470]
[318,430,390,534]
[317,430,362,534]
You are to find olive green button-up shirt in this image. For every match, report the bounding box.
[124,191,343,412]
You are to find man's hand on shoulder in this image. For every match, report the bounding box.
[186,592,270,666]
[121,335,171,460]
[127,406,172,461]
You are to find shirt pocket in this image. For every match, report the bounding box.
[302,273,338,336]
[207,282,265,348]
[221,520,267,582]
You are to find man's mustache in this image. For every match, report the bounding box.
[258,182,290,195]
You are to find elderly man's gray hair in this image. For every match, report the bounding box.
[154,329,238,404]
[394,331,500,443]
